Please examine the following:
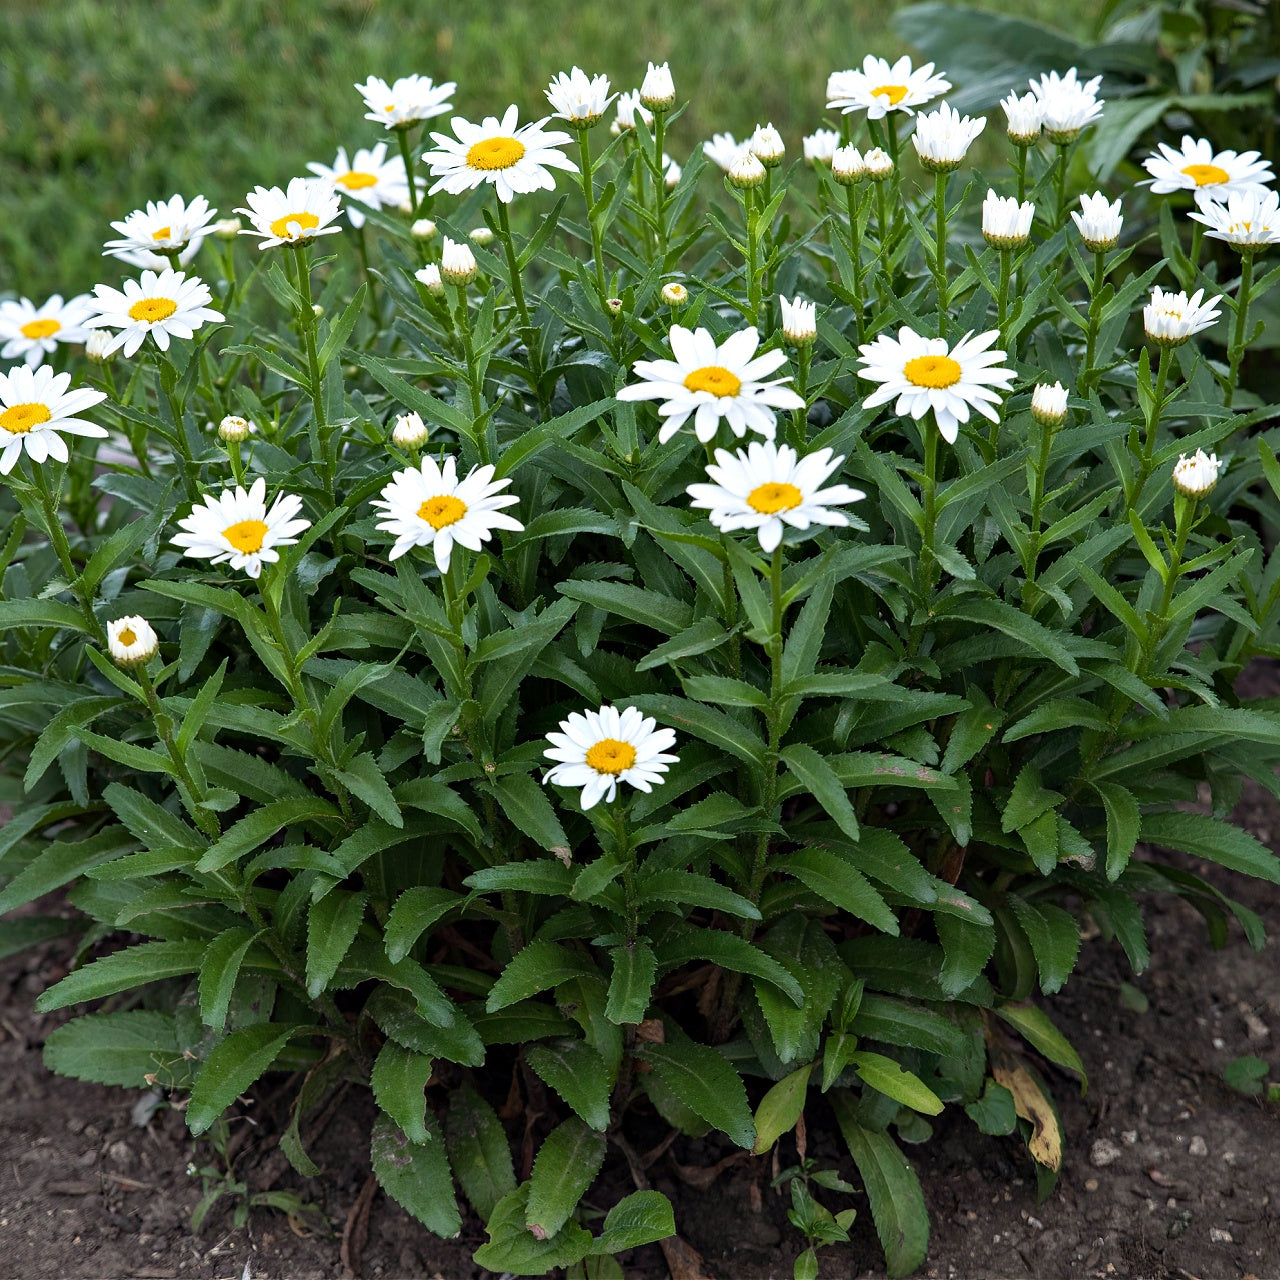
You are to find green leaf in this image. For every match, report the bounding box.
[965,1079,1018,1135]
[443,1082,516,1223]
[832,1093,929,1278]
[995,1003,1086,1083]
[1006,898,1080,995]
[781,743,860,841]
[372,990,485,1066]
[474,1185,592,1275]
[557,579,692,635]
[940,693,1001,774]
[336,752,403,828]
[384,887,464,963]
[604,941,656,1025]
[491,774,569,849]
[1001,764,1063,835]
[37,939,205,1012]
[198,927,263,1033]
[0,916,76,961]
[0,829,133,914]
[306,889,366,998]
[187,1024,300,1135]
[775,847,898,935]
[1141,811,1280,885]
[654,924,804,1006]
[636,869,760,919]
[486,940,596,1012]
[371,1041,432,1145]
[527,1118,607,1238]
[781,575,834,684]
[526,1038,612,1131]
[935,913,995,996]
[0,598,90,632]
[629,694,767,767]
[371,1111,462,1237]
[851,1052,944,1115]
[753,1064,812,1154]
[589,1191,677,1255]
[938,596,1079,676]
[640,1041,755,1149]
[43,1011,180,1088]
[197,797,339,872]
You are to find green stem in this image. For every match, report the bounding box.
[1081,249,1108,393]
[933,171,950,336]
[452,284,487,459]
[844,183,867,345]
[495,199,548,415]
[395,127,422,219]
[613,802,639,945]
[30,462,101,642]
[745,189,763,328]
[1023,412,1058,605]
[1015,145,1029,204]
[1227,250,1255,410]
[137,664,221,839]
[151,347,200,501]
[576,128,608,298]
[291,244,332,499]
[1131,345,1172,509]
[919,425,940,605]
[653,110,669,259]
[355,225,380,324]
[997,247,1012,336]
[1054,143,1070,230]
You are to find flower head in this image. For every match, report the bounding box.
[103,194,218,269]
[1030,381,1069,427]
[85,268,224,358]
[1142,136,1274,205]
[1143,286,1222,347]
[750,122,786,167]
[1029,68,1103,143]
[0,294,94,369]
[661,281,689,307]
[663,154,682,189]
[172,478,310,579]
[857,326,1016,444]
[545,67,615,127]
[1071,191,1124,252]
[617,324,804,444]
[306,143,409,229]
[440,236,478,286]
[217,414,254,443]
[391,411,429,450]
[85,331,113,363]
[779,295,817,347]
[728,149,767,189]
[371,455,523,570]
[1172,448,1221,499]
[425,106,578,204]
[911,102,985,173]
[108,616,158,666]
[703,132,741,172]
[639,61,676,111]
[687,440,865,553]
[1188,188,1280,250]
[543,705,678,810]
[0,364,108,474]
[864,147,894,181]
[832,145,865,185]
[614,91,654,132]
[412,218,437,240]
[356,74,455,129]
[826,55,951,120]
[1001,90,1043,146]
[982,191,1034,249]
[415,264,444,294]
[236,178,343,250]
[804,129,840,166]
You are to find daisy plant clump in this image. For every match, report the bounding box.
[5,39,1280,1280]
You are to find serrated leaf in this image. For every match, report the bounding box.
[486,940,596,1012]
[995,1003,1086,1084]
[526,1038,612,1131]
[187,1024,300,1135]
[589,1191,676,1255]
[776,847,898,935]
[371,1041,432,1145]
[781,743,861,841]
[384,887,464,964]
[492,773,569,848]
[936,913,995,996]
[604,941,656,1025]
[371,1110,461,1237]
[336,752,403,828]
[640,1041,755,1149]
[1141,811,1280,884]
[306,889,366,998]
[43,1011,180,1088]
[527,1117,607,1238]
[852,1051,943,1115]
[37,939,205,1012]
[199,927,263,1033]
[443,1082,516,1223]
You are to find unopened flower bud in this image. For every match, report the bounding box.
[411,218,437,240]
[1001,91,1043,147]
[1030,381,1069,427]
[415,264,444,294]
[728,149,767,190]
[1172,448,1221,499]
[108,616,158,666]
[391,411,429,450]
[750,123,786,168]
[213,217,242,240]
[606,297,624,315]
[779,295,817,347]
[218,414,254,443]
[639,61,675,111]
[311,303,324,318]
[804,129,840,166]
[832,145,865,186]
[661,282,688,306]
[1071,191,1123,253]
[982,191,1035,249]
[470,226,495,247]
[864,147,894,181]
[86,330,114,363]
[440,236,478,286]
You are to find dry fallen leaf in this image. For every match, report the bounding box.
[993,1062,1062,1170]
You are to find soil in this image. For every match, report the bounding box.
[3,720,1279,1279]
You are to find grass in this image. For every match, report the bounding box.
[1,0,1095,297]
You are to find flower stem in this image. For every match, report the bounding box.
[919,424,940,603]
[933,171,950,337]
[395,126,422,219]
[1015,144,1029,204]
[495,199,548,414]
[1054,143,1070,229]
[452,283,488,458]
[576,128,608,298]
[1081,249,1108,393]
[844,183,867,345]
[744,187,762,327]
[29,461,101,642]
[653,110,669,259]
[1131,345,1172,508]
[291,243,332,499]
[612,801,639,945]
[1227,250,1255,410]
[996,246,1013,337]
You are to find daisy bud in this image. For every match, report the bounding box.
[779,295,817,347]
[750,123,786,168]
[470,226,496,247]
[213,217,243,239]
[440,236,478,286]
[311,304,324,318]
[912,103,986,173]
[804,129,840,166]
[1143,285,1222,348]
[661,282,689,307]
[107,616,159,667]
[1001,91,1043,147]
[728,149,767,190]
[85,330,114,363]
[639,61,675,111]
[1172,448,1221,499]
[864,148,894,182]
[218,414,254,443]
[391,411,429,450]
[1030,381,1069,427]
[832,145,865,186]
[614,90,654,132]
[606,297,624,315]
[411,218,437,240]
[982,191,1035,250]
[1071,191,1123,252]
[415,264,445,295]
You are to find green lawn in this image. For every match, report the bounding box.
[2,0,1095,297]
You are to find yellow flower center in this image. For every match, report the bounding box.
[418,494,467,529]
[871,84,909,106]
[222,519,269,554]
[903,354,963,389]
[118,627,137,647]
[335,170,378,190]
[20,318,60,340]
[683,365,742,397]
[1180,163,1229,187]
[151,226,173,241]
[747,481,804,514]
[585,738,637,775]
[0,402,51,435]
[465,137,526,171]
[268,210,320,239]
[128,297,178,323]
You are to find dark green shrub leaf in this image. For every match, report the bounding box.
[371,1041,432,1145]
[526,1038,612,1131]
[371,1110,461,1238]
[640,1041,755,1149]
[527,1117,607,1238]
[187,1024,301,1135]
[44,1011,182,1088]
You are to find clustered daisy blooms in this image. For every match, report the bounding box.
[0,294,94,369]
[0,364,108,474]
[424,106,578,203]
[543,706,678,811]
[1143,136,1274,205]
[687,440,865,552]
[1028,68,1104,143]
[85,269,224,358]
[858,327,1016,443]
[237,178,344,250]
[356,74,455,129]
[617,324,804,444]
[371,455,523,570]
[306,144,409,228]
[173,478,310,579]
[826,54,950,119]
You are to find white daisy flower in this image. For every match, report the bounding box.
[1071,191,1124,252]
[415,264,445,294]
[543,705,678,811]
[107,616,158,666]
[370,455,523,570]
[779,295,817,346]
[686,440,865,553]
[864,148,894,181]
[826,55,951,120]
[236,178,343,250]
[639,61,676,111]
[355,74,456,129]
[614,90,654,132]
[1189,188,1280,249]
[172,477,310,579]
[982,191,1034,249]
[0,294,94,369]
[728,150,767,189]
[545,67,615,127]
[804,130,841,166]
[1143,286,1222,347]
[750,123,786,167]
[703,132,741,172]
[102,194,218,269]
[661,282,689,306]
[857,327,1016,444]
[616,324,805,445]
[912,102,985,172]
[85,268,224,359]
[306,143,409,229]
[1172,448,1221,499]
[1030,381,1069,427]
[1001,90,1043,146]
[1029,68,1104,142]
[424,106,578,204]
[440,236,478,285]
[391,411,428,449]
[1142,135,1274,204]
[832,145,866,185]
[0,364,108,474]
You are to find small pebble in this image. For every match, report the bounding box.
[1210,1227,1234,1244]
[1122,1130,1138,1146]
[1090,1138,1123,1168]
[1084,1178,1099,1192]
[1189,1136,1208,1157]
